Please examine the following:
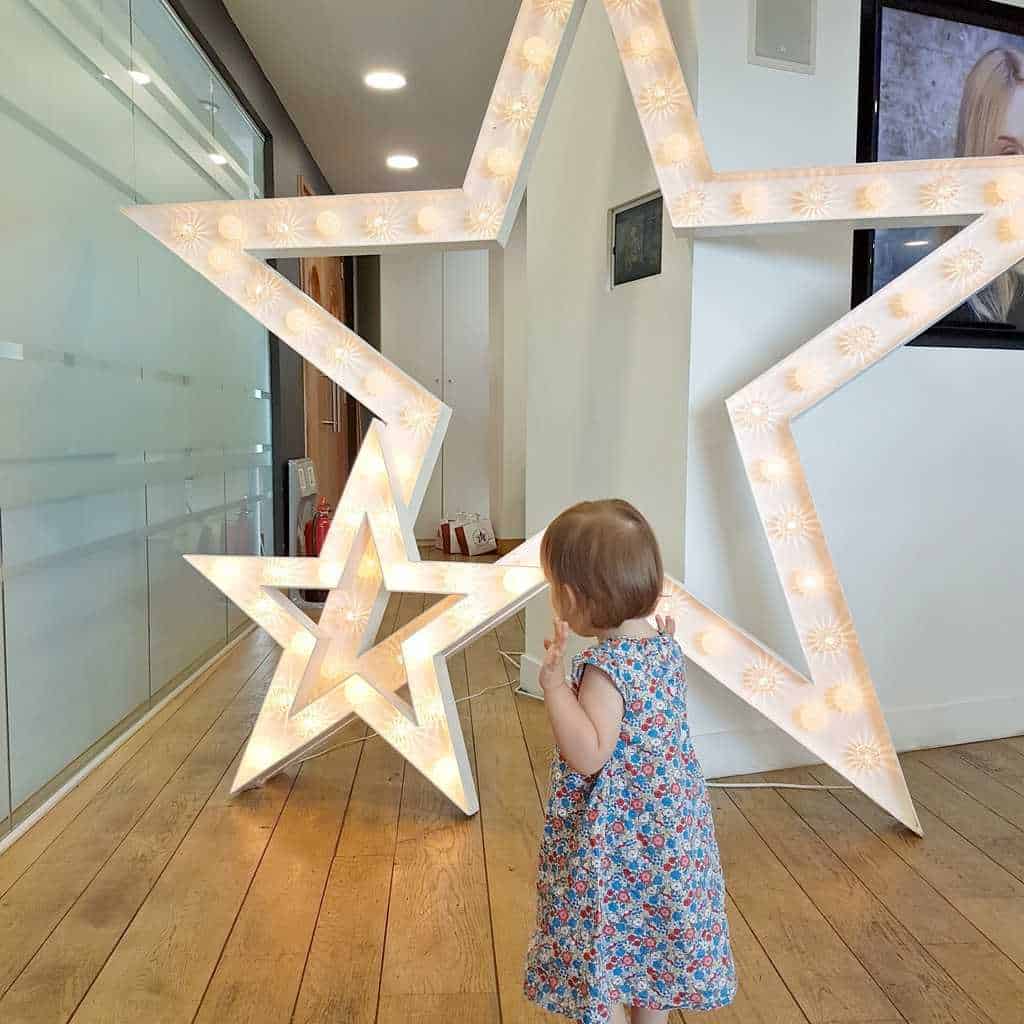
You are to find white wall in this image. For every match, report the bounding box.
[685,0,1024,775]
[489,204,528,540]
[524,0,695,674]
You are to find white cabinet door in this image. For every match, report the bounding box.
[441,250,491,524]
[379,250,444,539]
[379,248,491,541]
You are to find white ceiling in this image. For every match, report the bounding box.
[223,0,523,195]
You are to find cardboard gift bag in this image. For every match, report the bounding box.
[438,513,497,556]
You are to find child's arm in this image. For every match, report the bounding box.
[539,621,624,776]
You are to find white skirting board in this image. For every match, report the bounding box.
[0,624,257,857]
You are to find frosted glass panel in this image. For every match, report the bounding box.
[4,492,150,805]
[0,0,270,830]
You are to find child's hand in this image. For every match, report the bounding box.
[655,614,677,636]
[539,620,570,693]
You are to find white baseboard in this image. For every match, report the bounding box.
[0,624,256,857]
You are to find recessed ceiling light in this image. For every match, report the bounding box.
[365,70,407,91]
[904,239,929,248]
[128,69,151,86]
[386,153,419,170]
[209,152,229,166]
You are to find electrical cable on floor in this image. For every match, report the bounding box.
[293,677,522,765]
[707,782,853,790]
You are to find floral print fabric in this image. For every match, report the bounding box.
[524,634,737,1023]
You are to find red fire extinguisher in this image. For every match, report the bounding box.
[303,497,333,602]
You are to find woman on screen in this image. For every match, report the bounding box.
[954,47,1024,324]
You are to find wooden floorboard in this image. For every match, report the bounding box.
[471,620,551,1024]
[0,602,1021,1023]
[0,631,271,901]
[810,764,1024,973]
[725,774,990,1024]
[0,634,275,1000]
[0,652,278,1023]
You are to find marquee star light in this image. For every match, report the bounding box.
[124,0,1024,831]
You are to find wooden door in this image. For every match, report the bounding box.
[301,257,348,507]
[298,177,351,508]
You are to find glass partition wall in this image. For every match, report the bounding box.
[0,0,272,837]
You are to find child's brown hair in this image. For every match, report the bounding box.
[540,499,664,630]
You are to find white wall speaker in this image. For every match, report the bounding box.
[748,0,816,75]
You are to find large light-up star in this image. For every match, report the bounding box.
[125,0,1024,833]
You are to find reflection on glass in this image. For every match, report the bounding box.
[0,0,270,832]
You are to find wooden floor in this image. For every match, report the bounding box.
[1,596,1023,1024]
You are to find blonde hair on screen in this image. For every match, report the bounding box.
[953,47,1024,320]
[541,499,663,630]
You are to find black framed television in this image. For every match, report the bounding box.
[854,0,1024,349]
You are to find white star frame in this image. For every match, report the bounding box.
[124,0,1024,832]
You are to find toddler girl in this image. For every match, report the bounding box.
[524,500,737,1024]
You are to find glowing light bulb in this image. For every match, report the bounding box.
[999,207,1024,242]
[217,214,245,242]
[788,362,826,393]
[890,288,928,320]
[486,147,518,180]
[417,205,443,234]
[357,554,380,582]
[503,567,542,593]
[289,632,316,657]
[857,178,892,212]
[991,173,1024,205]
[318,562,343,587]
[521,36,553,70]
[794,700,829,732]
[386,715,416,752]
[791,569,824,596]
[206,246,235,274]
[316,210,342,237]
[627,25,659,59]
[344,677,375,705]
[657,132,691,167]
[405,633,433,665]
[364,69,406,91]
[386,153,418,171]
[285,307,312,335]
[697,629,728,657]
[756,456,789,484]
[431,753,461,790]
[827,678,865,714]
[734,185,766,218]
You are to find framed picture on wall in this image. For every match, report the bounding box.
[610,193,663,287]
[854,0,1024,349]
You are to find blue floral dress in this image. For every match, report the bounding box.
[524,634,737,1022]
